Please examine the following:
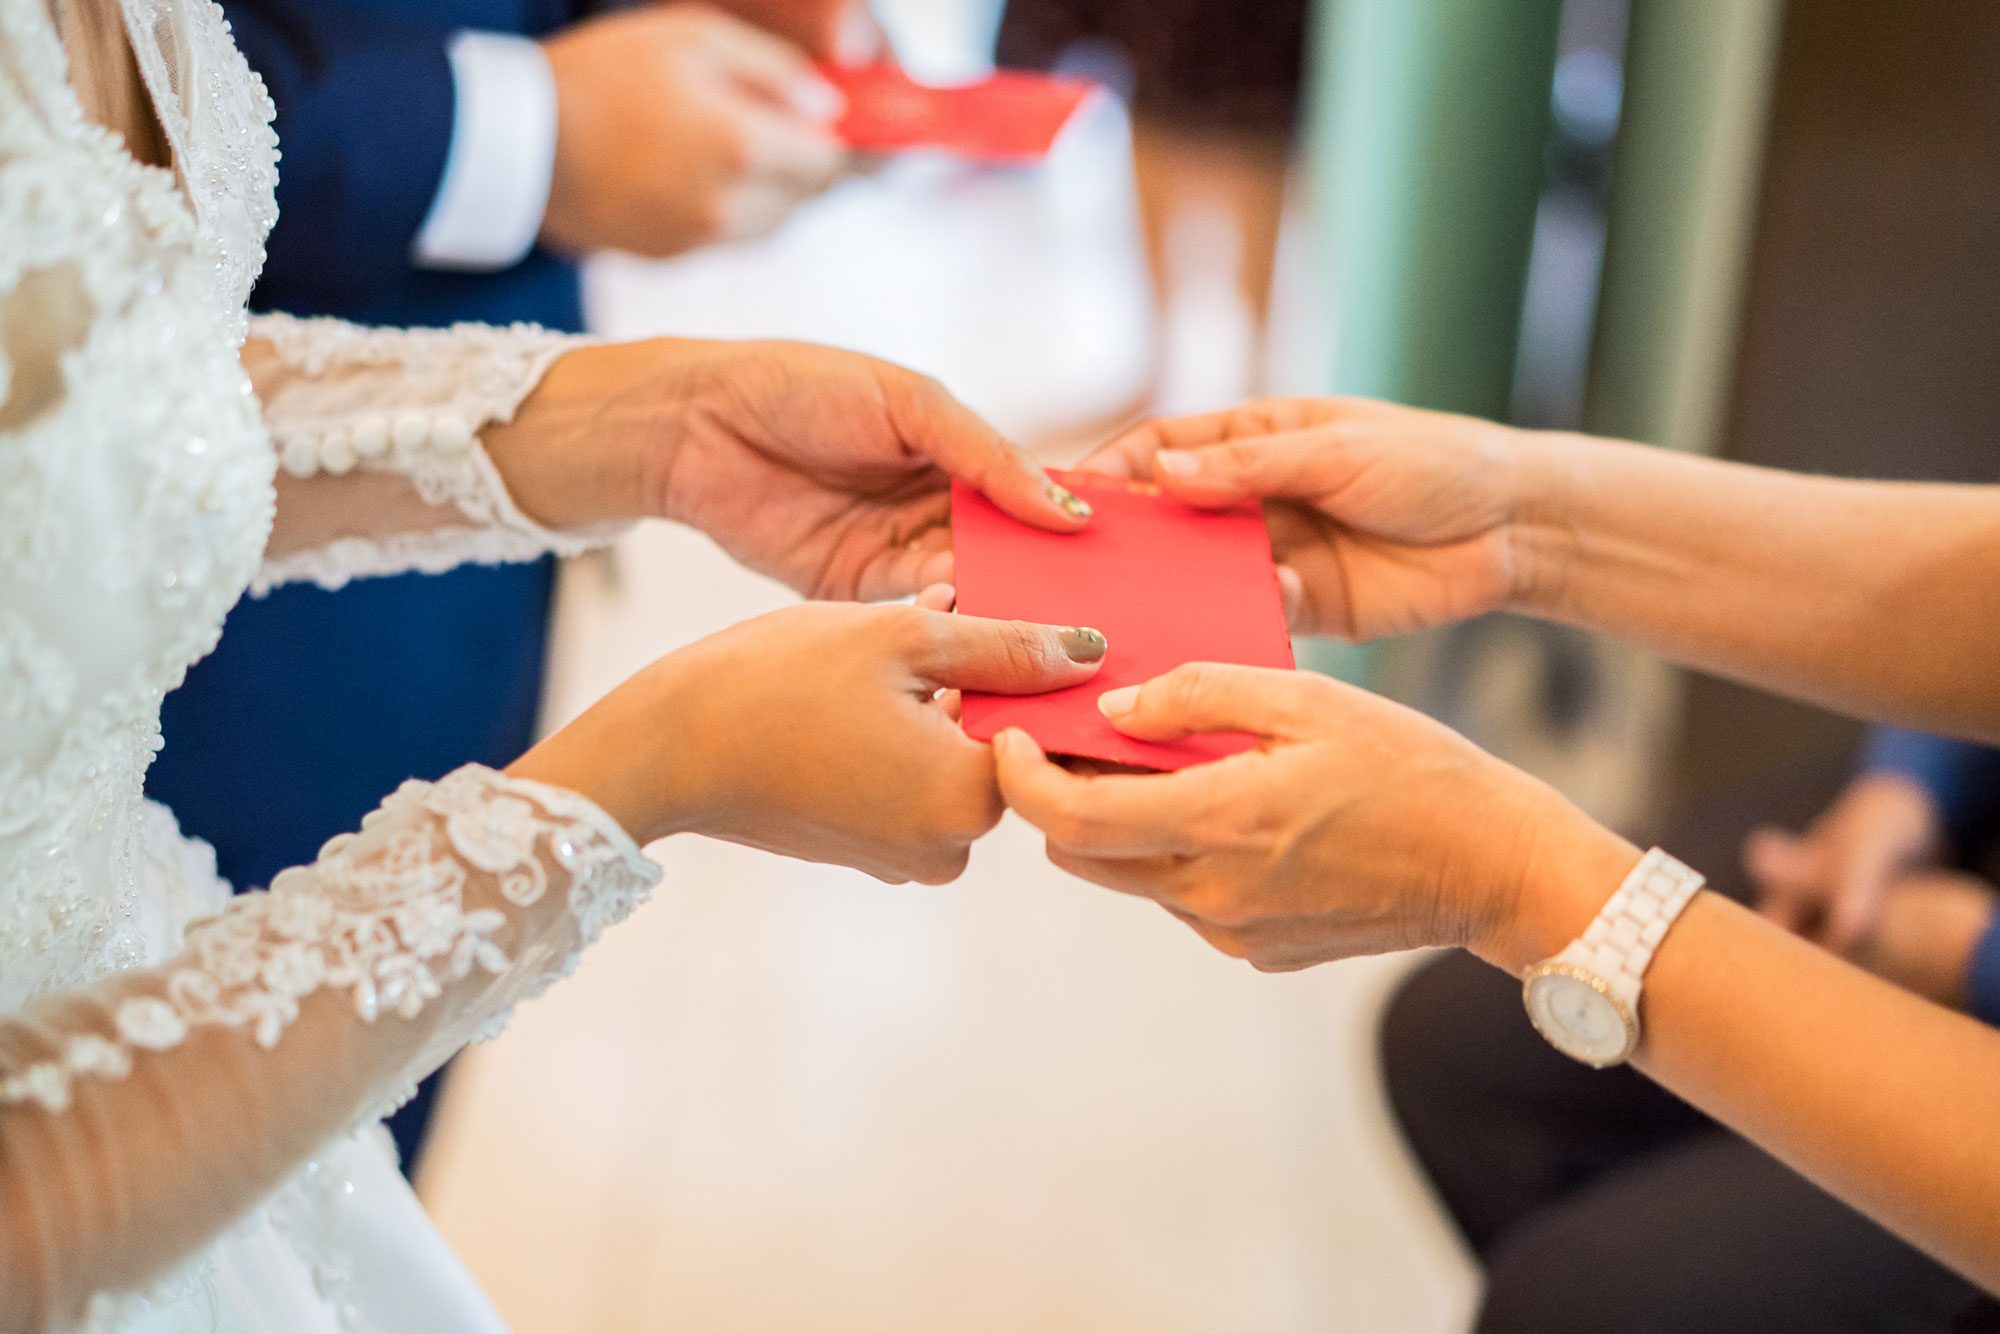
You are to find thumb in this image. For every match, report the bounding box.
[1152,430,1351,508]
[1095,663,1324,744]
[901,611,1108,693]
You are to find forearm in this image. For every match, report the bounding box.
[1641,897,2000,1287]
[0,767,657,1326]
[1511,433,2000,741]
[1489,817,2000,1291]
[246,322,652,589]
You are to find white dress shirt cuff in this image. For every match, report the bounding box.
[412,31,560,272]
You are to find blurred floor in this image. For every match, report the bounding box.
[416,15,1474,1329]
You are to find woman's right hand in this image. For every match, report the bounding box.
[1079,398,1559,642]
[509,595,1107,885]
[992,662,1638,976]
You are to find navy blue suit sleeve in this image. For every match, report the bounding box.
[1861,727,2000,862]
[1965,909,2000,1029]
[226,2,457,310]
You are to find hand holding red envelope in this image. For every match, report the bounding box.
[952,471,1294,771]
[821,63,1099,162]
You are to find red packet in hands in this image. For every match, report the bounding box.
[822,63,1098,162]
[952,471,1295,771]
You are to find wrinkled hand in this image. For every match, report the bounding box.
[1744,771,1945,950]
[992,662,1635,973]
[1848,869,1996,1009]
[484,339,1092,601]
[512,592,1109,884]
[1079,398,1544,641]
[542,5,848,258]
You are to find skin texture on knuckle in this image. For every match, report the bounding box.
[911,845,972,886]
[1043,789,1109,854]
[1216,438,1268,479]
[1175,876,1258,932]
[890,607,952,668]
[1148,663,1216,722]
[998,622,1066,683]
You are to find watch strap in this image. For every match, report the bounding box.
[1557,848,1705,1007]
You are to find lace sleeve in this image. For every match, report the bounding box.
[0,766,660,1330]
[246,313,629,593]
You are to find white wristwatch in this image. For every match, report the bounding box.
[1521,848,1705,1068]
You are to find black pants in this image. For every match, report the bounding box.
[1383,952,1975,1332]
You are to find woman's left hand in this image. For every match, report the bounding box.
[484,338,1092,601]
[992,663,1639,973]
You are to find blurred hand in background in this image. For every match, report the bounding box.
[701,0,884,62]
[1745,770,1947,949]
[1845,868,1997,1010]
[541,4,849,259]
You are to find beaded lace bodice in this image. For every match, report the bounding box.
[0,1,652,1326]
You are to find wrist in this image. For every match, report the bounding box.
[1501,428,1586,622]
[506,654,717,846]
[1471,783,1644,976]
[535,28,597,257]
[481,340,695,530]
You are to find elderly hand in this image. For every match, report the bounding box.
[1079,398,1551,641]
[541,5,848,259]
[512,591,1108,884]
[992,662,1637,973]
[483,338,1093,601]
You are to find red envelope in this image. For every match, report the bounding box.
[822,63,1098,162]
[952,471,1295,770]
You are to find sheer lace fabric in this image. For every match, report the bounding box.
[0,1,660,1329]
[249,314,627,594]
[0,768,658,1330]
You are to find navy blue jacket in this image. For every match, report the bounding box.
[226,0,584,329]
[148,0,594,1167]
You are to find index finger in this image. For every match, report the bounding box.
[879,370,1093,532]
[992,729,1217,859]
[1075,400,1355,480]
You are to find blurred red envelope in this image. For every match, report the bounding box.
[951,471,1295,770]
[822,63,1098,162]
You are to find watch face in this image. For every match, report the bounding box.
[1525,969,1634,1067]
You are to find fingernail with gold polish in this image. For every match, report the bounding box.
[1045,480,1093,520]
[1058,627,1108,663]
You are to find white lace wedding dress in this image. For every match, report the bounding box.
[1,2,660,1329]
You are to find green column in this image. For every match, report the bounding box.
[1586,0,1784,454]
[1300,0,1564,677]
[1308,0,1565,414]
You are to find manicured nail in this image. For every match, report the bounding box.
[1155,452,1199,479]
[1045,480,1093,520]
[1058,627,1108,663]
[1096,686,1140,717]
